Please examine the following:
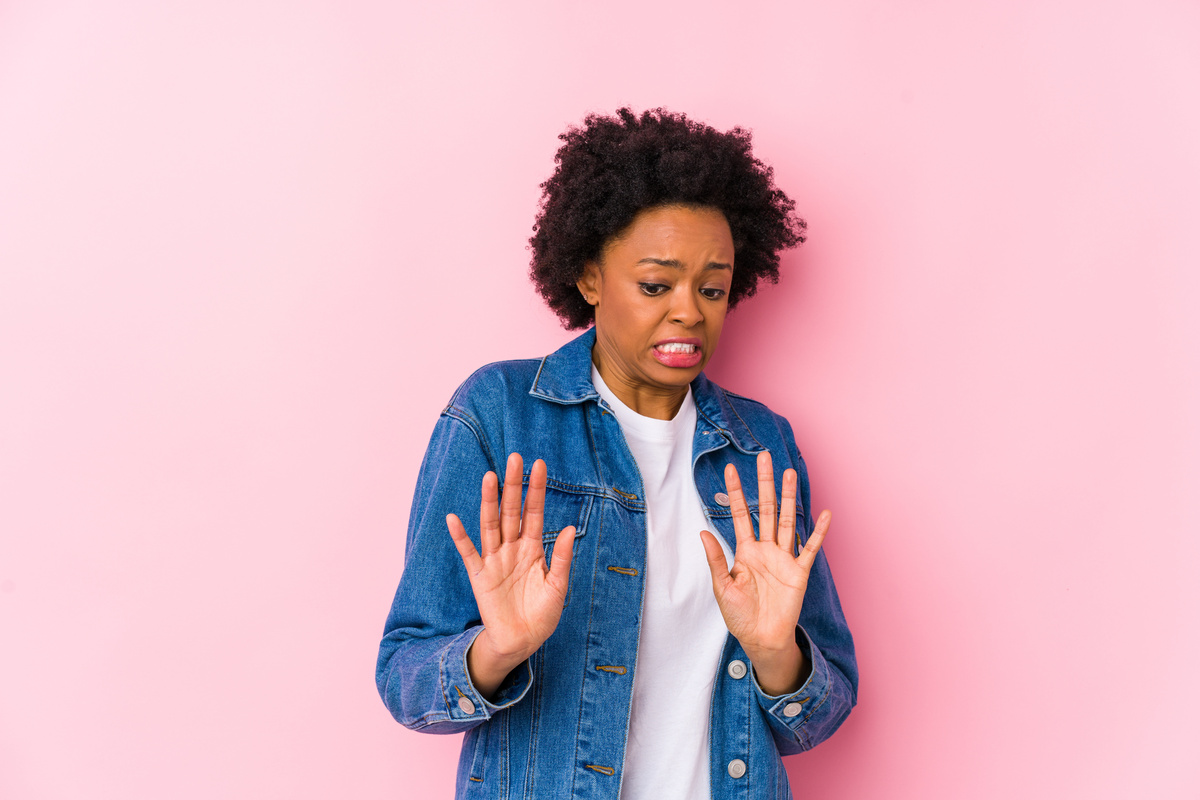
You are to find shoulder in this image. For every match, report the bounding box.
[695,373,800,451]
[439,358,551,441]
[444,357,542,414]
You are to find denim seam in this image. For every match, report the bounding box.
[439,642,452,717]
[406,709,449,730]
[524,647,541,800]
[797,676,833,727]
[570,481,603,800]
[500,701,510,796]
[443,407,499,475]
[725,396,768,453]
[541,477,607,498]
[585,399,606,488]
[616,499,648,788]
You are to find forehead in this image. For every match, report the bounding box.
[602,204,734,262]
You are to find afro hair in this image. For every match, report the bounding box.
[529,107,806,330]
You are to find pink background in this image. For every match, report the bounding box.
[2,1,1198,797]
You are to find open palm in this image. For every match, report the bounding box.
[447,453,576,662]
[699,451,831,656]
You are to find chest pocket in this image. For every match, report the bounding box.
[540,488,592,608]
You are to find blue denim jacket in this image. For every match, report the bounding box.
[377,327,858,799]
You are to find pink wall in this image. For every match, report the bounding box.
[2,1,1197,797]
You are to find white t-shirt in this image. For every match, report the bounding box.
[592,366,735,800]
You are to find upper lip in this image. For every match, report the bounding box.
[654,337,703,348]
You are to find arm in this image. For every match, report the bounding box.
[751,421,858,755]
[375,414,528,733]
[698,436,858,756]
[376,413,576,733]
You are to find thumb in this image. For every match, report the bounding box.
[698,529,732,595]
[546,525,576,592]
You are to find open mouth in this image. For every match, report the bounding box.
[652,340,703,368]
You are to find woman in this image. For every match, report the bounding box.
[377,108,857,799]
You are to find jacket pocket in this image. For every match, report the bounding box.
[541,489,593,607]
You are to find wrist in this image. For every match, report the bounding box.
[744,640,801,670]
[745,641,809,697]
[740,632,801,664]
[473,628,534,669]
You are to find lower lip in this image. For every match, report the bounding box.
[652,346,703,369]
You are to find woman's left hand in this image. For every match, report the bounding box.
[699,451,831,690]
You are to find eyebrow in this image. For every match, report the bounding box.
[636,258,732,271]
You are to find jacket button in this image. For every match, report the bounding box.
[727,660,747,679]
[714,492,730,506]
[458,696,476,715]
[727,759,747,778]
[783,701,803,717]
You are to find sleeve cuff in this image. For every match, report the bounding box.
[750,624,833,733]
[439,625,534,722]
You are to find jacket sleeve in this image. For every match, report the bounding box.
[375,411,535,734]
[750,417,859,755]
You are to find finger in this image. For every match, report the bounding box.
[757,450,777,544]
[724,462,755,546]
[698,529,733,595]
[778,468,798,554]
[500,452,524,543]
[521,459,547,542]
[479,470,500,556]
[446,513,482,573]
[546,525,576,594]
[796,509,832,571]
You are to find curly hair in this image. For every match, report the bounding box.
[528,107,806,330]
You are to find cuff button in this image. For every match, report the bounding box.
[783,701,803,717]
[458,696,476,715]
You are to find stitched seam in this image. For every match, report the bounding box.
[615,494,649,785]
[405,710,450,729]
[438,644,451,715]
[525,648,541,800]
[541,476,608,497]
[606,491,645,511]
[501,701,509,796]
[529,355,549,398]
[721,387,768,405]
[569,454,603,800]
[798,678,833,726]
[725,397,767,452]
[442,408,499,475]
[585,400,607,493]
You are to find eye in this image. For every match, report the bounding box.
[700,287,727,300]
[639,282,669,296]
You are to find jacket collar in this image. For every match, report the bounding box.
[529,327,764,455]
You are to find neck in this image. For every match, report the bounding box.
[591,346,689,420]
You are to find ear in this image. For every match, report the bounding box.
[576,261,601,306]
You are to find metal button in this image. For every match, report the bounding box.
[783,701,803,718]
[458,696,476,715]
[727,660,747,679]
[714,492,730,506]
[727,759,747,778]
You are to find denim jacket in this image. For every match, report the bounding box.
[377,327,858,799]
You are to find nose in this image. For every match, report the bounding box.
[668,286,703,328]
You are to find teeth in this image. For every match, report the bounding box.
[657,343,697,353]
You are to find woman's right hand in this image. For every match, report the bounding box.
[447,453,576,695]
